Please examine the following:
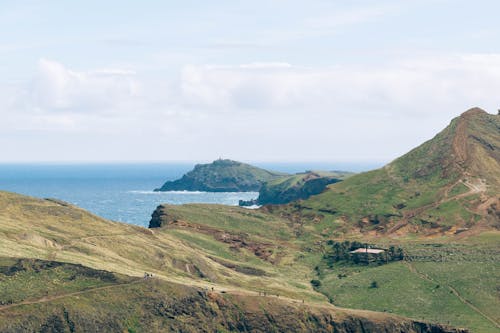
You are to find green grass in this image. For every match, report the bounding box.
[168,230,241,261]
[449,183,470,197]
[163,204,293,241]
[1,186,499,332]
[304,169,404,216]
[316,242,500,333]
[414,261,500,323]
[0,267,426,333]
[423,200,477,227]
[294,110,500,236]
[0,258,133,305]
[156,158,287,192]
[0,192,321,302]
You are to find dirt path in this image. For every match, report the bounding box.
[387,177,486,234]
[405,262,499,329]
[0,279,143,311]
[0,276,333,314]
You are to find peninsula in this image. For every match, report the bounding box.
[154,159,286,192]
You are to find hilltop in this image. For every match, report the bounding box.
[155,159,286,192]
[297,108,499,236]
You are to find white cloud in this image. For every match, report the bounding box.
[31,59,141,113]
[175,54,500,116]
[2,54,500,162]
[9,55,500,123]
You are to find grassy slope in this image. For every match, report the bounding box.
[0,191,322,302]
[259,109,500,332]
[299,109,499,236]
[257,171,353,205]
[0,258,135,306]
[315,235,500,333]
[0,189,495,331]
[133,201,500,332]
[0,258,449,333]
[0,191,465,332]
[1,109,498,331]
[265,171,352,188]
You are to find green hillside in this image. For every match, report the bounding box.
[313,234,500,333]
[0,191,466,332]
[254,171,353,205]
[1,258,459,333]
[1,109,498,332]
[253,108,500,332]
[155,159,286,192]
[298,108,499,236]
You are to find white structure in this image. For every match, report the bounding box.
[350,248,385,254]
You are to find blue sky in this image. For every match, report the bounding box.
[1,0,499,163]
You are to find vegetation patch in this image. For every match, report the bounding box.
[322,240,404,267]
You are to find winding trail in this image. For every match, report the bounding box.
[387,177,486,234]
[0,276,335,314]
[0,279,143,312]
[405,261,499,329]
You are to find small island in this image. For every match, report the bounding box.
[154,159,286,192]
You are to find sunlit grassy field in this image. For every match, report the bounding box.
[315,237,500,333]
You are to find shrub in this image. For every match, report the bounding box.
[310,279,321,288]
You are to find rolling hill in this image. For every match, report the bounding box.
[0,191,466,332]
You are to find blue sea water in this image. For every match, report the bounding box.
[0,162,379,227]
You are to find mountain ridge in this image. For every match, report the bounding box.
[292,108,499,236]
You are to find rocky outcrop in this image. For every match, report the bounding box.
[149,204,277,262]
[257,173,341,205]
[239,171,347,206]
[149,205,177,228]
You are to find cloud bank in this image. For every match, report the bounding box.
[1,53,500,162]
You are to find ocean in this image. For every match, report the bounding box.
[0,162,378,227]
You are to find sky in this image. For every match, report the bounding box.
[1,0,500,164]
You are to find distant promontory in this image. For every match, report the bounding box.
[154,159,286,192]
[239,171,352,206]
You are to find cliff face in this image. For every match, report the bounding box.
[149,204,176,228]
[155,159,286,192]
[6,303,467,333]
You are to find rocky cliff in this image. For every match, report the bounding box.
[256,171,348,205]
